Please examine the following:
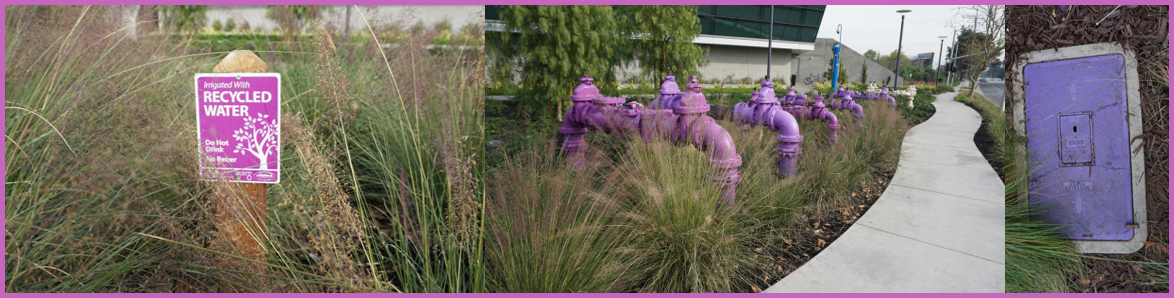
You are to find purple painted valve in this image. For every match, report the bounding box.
[775,86,839,143]
[879,87,897,107]
[560,73,743,207]
[733,80,805,177]
[838,94,865,129]
[831,85,852,110]
[807,95,841,142]
[780,87,809,119]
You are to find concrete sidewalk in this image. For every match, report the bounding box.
[765,91,1005,293]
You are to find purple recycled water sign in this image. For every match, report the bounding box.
[195,73,281,183]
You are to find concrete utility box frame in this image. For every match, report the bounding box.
[195,73,282,183]
[1010,43,1146,254]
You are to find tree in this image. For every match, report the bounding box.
[863,49,879,61]
[613,6,709,84]
[982,59,1006,79]
[136,5,159,36]
[876,49,915,70]
[953,5,1004,96]
[945,28,988,79]
[161,5,207,34]
[489,6,624,119]
[861,63,868,83]
[824,55,848,85]
[267,5,322,42]
[900,66,936,82]
[489,6,707,120]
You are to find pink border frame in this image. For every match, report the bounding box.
[2,0,1171,295]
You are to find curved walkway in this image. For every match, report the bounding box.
[765,90,1005,293]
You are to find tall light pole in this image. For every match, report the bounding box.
[832,24,843,92]
[947,28,958,85]
[767,5,774,81]
[937,36,947,85]
[894,9,911,88]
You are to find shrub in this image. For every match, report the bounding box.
[892,92,936,123]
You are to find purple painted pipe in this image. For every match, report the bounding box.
[649,74,684,110]
[865,92,879,101]
[733,80,804,177]
[780,87,809,119]
[879,87,897,106]
[831,85,853,110]
[807,95,840,142]
[558,75,601,170]
[674,78,743,207]
[841,94,865,129]
[559,73,743,207]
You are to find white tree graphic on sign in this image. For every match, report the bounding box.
[232,113,278,170]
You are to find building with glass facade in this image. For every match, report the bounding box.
[488,5,900,91]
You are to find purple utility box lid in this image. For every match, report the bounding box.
[195,73,281,184]
[1024,55,1133,241]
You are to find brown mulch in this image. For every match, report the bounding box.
[742,169,894,293]
[1006,5,1169,293]
[958,100,1006,180]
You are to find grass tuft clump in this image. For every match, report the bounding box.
[955,92,1006,175]
[7,5,484,292]
[485,99,909,292]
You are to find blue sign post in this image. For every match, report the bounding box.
[832,24,842,92]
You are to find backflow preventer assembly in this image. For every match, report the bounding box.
[560,73,742,207]
[559,73,898,207]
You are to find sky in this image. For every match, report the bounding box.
[816,5,1005,69]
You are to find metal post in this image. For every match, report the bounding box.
[894,14,906,87]
[767,5,773,80]
[937,37,945,85]
[947,28,957,85]
[345,5,352,41]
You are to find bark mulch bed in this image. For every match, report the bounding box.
[1006,5,1169,293]
[958,99,1006,180]
[742,169,895,293]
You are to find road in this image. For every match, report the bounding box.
[975,81,1005,108]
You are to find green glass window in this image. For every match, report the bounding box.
[784,25,801,41]
[698,5,716,15]
[787,8,804,25]
[804,10,823,26]
[687,5,826,42]
[801,27,818,42]
[699,15,715,35]
[486,5,499,20]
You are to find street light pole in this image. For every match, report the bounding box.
[894,9,911,88]
[937,36,947,85]
[768,5,774,81]
[947,28,957,85]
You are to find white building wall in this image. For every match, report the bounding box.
[700,45,793,84]
[614,45,796,87]
[204,5,483,33]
